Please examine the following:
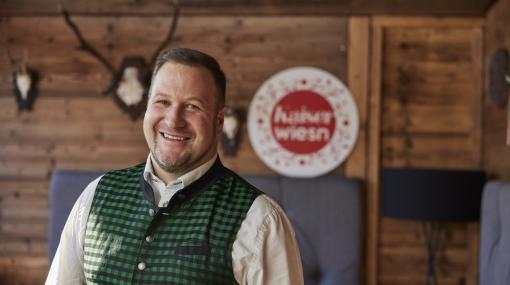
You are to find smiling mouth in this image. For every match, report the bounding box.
[160,132,190,141]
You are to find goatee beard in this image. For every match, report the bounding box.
[151,149,192,174]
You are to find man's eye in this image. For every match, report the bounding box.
[185,104,199,110]
[156,100,170,106]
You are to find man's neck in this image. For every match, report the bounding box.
[149,155,217,185]
[152,163,180,185]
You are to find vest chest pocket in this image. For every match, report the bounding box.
[173,243,211,256]
[159,242,215,274]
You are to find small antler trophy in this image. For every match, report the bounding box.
[6,49,39,112]
[221,106,241,156]
[60,0,180,120]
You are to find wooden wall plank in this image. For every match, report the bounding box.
[372,17,484,28]
[367,16,383,285]
[380,219,469,246]
[0,256,48,285]
[0,142,54,160]
[0,97,126,120]
[0,159,52,180]
[382,134,479,168]
[0,238,47,256]
[382,103,474,134]
[1,222,47,239]
[345,18,373,284]
[345,17,370,179]
[0,180,49,196]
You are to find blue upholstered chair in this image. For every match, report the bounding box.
[48,171,363,285]
[244,176,362,285]
[479,180,510,285]
[48,170,103,265]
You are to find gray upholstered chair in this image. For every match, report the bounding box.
[48,171,363,285]
[480,180,510,285]
[245,176,363,285]
[48,170,103,264]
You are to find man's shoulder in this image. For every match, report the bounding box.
[250,194,283,217]
[219,166,264,196]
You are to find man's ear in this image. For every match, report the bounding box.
[216,106,226,134]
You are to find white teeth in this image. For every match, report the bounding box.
[161,132,187,141]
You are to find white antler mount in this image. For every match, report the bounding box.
[60,0,180,120]
[5,48,39,112]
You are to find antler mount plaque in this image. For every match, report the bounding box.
[61,0,180,120]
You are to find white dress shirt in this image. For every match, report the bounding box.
[46,155,304,285]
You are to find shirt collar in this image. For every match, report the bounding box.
[143,154,217,189]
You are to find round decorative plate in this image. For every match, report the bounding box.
[247,67,359,177]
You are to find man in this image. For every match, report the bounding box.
[46,47,304,285]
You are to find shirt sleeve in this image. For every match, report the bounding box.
[232,194,304,285]
[45,176,102,285]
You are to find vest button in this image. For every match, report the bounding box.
[148,209,155,216]
[145,235,154,243]
[137,262,146,271]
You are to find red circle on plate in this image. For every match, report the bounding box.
[270,90,336,154]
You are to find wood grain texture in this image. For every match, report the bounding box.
[367,16,383,285]
[346,17,370,179]
[346,18,373,285]
[375,17,483,285]
[0,256,48,285]
[380,20,482,169]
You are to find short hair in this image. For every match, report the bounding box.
[151,47,226,108]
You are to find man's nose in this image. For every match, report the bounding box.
[165,105,186,128]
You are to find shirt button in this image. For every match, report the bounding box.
[145,235,154,243]
[137,262,146,271]
[148,209,155,216]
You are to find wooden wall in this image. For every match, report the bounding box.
[484,0,510,180]
[0,12,348,284]
[0,3,490,285]
[372,18,483,285]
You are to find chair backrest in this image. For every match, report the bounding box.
[48,171,363,285]
[480,180,510,285]
[48,170,103,264]
[245,175,362,285]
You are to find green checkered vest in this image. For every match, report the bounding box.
[83,160,260,285]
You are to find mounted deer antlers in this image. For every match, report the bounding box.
[6,48,39,112]
[60,0,180,120]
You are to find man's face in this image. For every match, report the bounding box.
[143,62,224,176]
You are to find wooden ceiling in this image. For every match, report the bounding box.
[0,0,497,16]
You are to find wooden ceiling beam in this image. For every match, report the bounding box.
[0,0,496,17]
